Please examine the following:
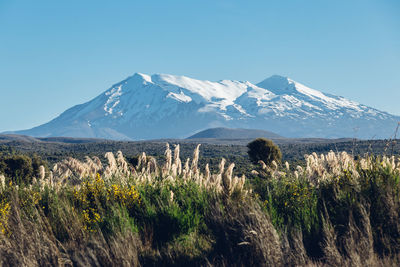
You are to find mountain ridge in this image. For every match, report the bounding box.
[7,73,400,140]
[187,127,283,140]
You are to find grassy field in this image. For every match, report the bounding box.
[1,143,400,266]
[1,135,399,177]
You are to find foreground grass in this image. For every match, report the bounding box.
[1,146,400,266]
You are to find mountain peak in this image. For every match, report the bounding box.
[268,74,289,80]
[256,75,295,94]
[130,72,153,84]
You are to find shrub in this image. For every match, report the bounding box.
[247,138,282,166]
[0,154,47,185]
[2,155,33,184]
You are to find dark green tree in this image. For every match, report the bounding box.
[0,154,47,185]
[3,154,33,184]
[247,138,282,166]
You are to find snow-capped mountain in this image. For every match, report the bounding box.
[11,73,400,140]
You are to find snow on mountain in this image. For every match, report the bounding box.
[11,73,400,140]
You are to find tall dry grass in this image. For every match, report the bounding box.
[1,146,400,266]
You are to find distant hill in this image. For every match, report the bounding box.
[37,136,108,144]
[0,134,41,143]
[0,134,106,144]
[187,127,283,140]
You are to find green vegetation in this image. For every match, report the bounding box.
[1,144,400,266]
[0,154,46,185]
[247,138,282,166]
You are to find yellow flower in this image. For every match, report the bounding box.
[0,200,10,235]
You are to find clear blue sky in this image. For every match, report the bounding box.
[1,0,399,132]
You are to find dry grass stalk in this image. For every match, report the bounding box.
[38,165,46,181]
[0,174,5,191]
[205,164,210,182]
[84,156,102,176]
[116,151,129,175]
[49,144,248,197]
[104,152,118,179]
[162,143,172,177]
[301,151,360,186]
[146,156,158,176]
[222,163,234,195]
[137,152,147,171]
[191,144,201,174]
[183,158,190,180]
[173,144,182,176]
